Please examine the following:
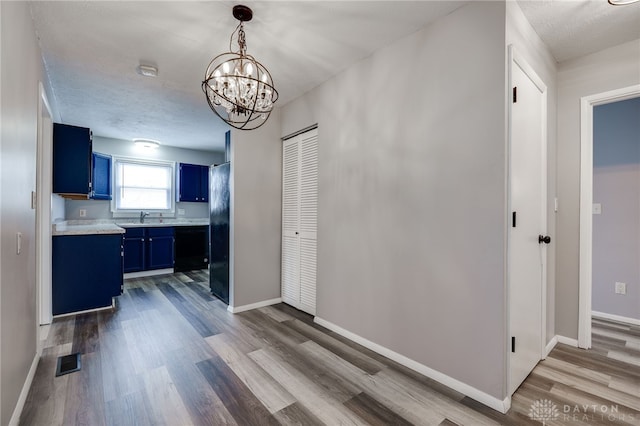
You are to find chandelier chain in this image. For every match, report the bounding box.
[229,22,247,56]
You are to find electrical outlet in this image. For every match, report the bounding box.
[79,209,87,217]
[178,208,185,216]
[615,282,626,295]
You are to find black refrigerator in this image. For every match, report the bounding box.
[209,162,230,304]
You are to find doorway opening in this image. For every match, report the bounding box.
[36,82,54,331]
[578,84,640,349]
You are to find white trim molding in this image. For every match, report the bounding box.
[227,297,282,314]
[544,336,558,358]
[578,84,640,350]
[556,335,579,348]
[53,300,115,319]
[314,316,511,414]
[592,311,640,327]
[8,353,40,426]
[124,268,173,279]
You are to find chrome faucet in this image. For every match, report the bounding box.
[140,211,150,223]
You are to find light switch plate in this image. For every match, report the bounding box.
[79,209,87,217]
[31,191,37,209]
[178,209,185,216]
[592,203,602,215]
[615,282,626,295]
[16,232,22,255]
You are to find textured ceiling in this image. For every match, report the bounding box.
[518,0,640,62]
[30,1,640,152]
[30,1,467,151]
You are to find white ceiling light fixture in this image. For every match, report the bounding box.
[202,5,278,131]
[133,138,160,149]
[608,0,639,4]
[136,64,158,78]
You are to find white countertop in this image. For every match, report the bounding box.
[53,220,125,236]
[52,219,209,236]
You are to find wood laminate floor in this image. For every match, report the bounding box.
[21,272,640,425]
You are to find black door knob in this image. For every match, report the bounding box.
[538,235,551,244]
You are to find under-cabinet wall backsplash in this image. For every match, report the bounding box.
[65,199,209,220]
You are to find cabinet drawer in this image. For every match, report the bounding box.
[124,227,145,238]
[147,227,174,237]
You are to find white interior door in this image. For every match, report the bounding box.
[298,132,318,315]
[281,128,318,315]
[509,48,547,395]
[282,138,300,307]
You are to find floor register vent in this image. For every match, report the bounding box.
[55,353,81,377]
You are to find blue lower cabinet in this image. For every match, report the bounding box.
[122,226,174,272]
[123,227,145,273]
[147,227,174,269]
[52,234,124,316]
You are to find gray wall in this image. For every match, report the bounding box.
[65,136,225,220]
[556,39,640,338]
[0,2,54,424]
[592,97,640,320]
[229,109,283,308]
[506,0,559,346]
[282,1,508,400]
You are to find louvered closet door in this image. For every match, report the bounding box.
[281,128,318,315]
[281,138,300,307]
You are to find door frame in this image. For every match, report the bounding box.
[577,84,640,349]
[507,45,548,395]
[36,82,54,328]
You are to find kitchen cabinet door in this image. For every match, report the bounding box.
[53,123,92,196]
[91,152,112,200]
[123,228,145,273]
[200,165,209,203]
[146,227,174,270]
[178,163,201,202]
[52,234,123,315]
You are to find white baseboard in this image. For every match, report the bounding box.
[8,352,40,426]
[124,268,173,279]
[228,297,282,314]
[53,299,115,319]
[592,310,640,327]
[544,336,558,358]
[556,335,579,347]
[314,316,511,414]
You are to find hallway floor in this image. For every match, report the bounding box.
[20,272,640,425]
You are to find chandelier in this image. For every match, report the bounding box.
[202,5,278,131]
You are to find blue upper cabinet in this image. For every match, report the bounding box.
[200,166,209,203]
[177,163,209,203]
[53,123,92,196]
[91,152,112,200]
[178,163,201,202]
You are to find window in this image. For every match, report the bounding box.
[112,157,175,215]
